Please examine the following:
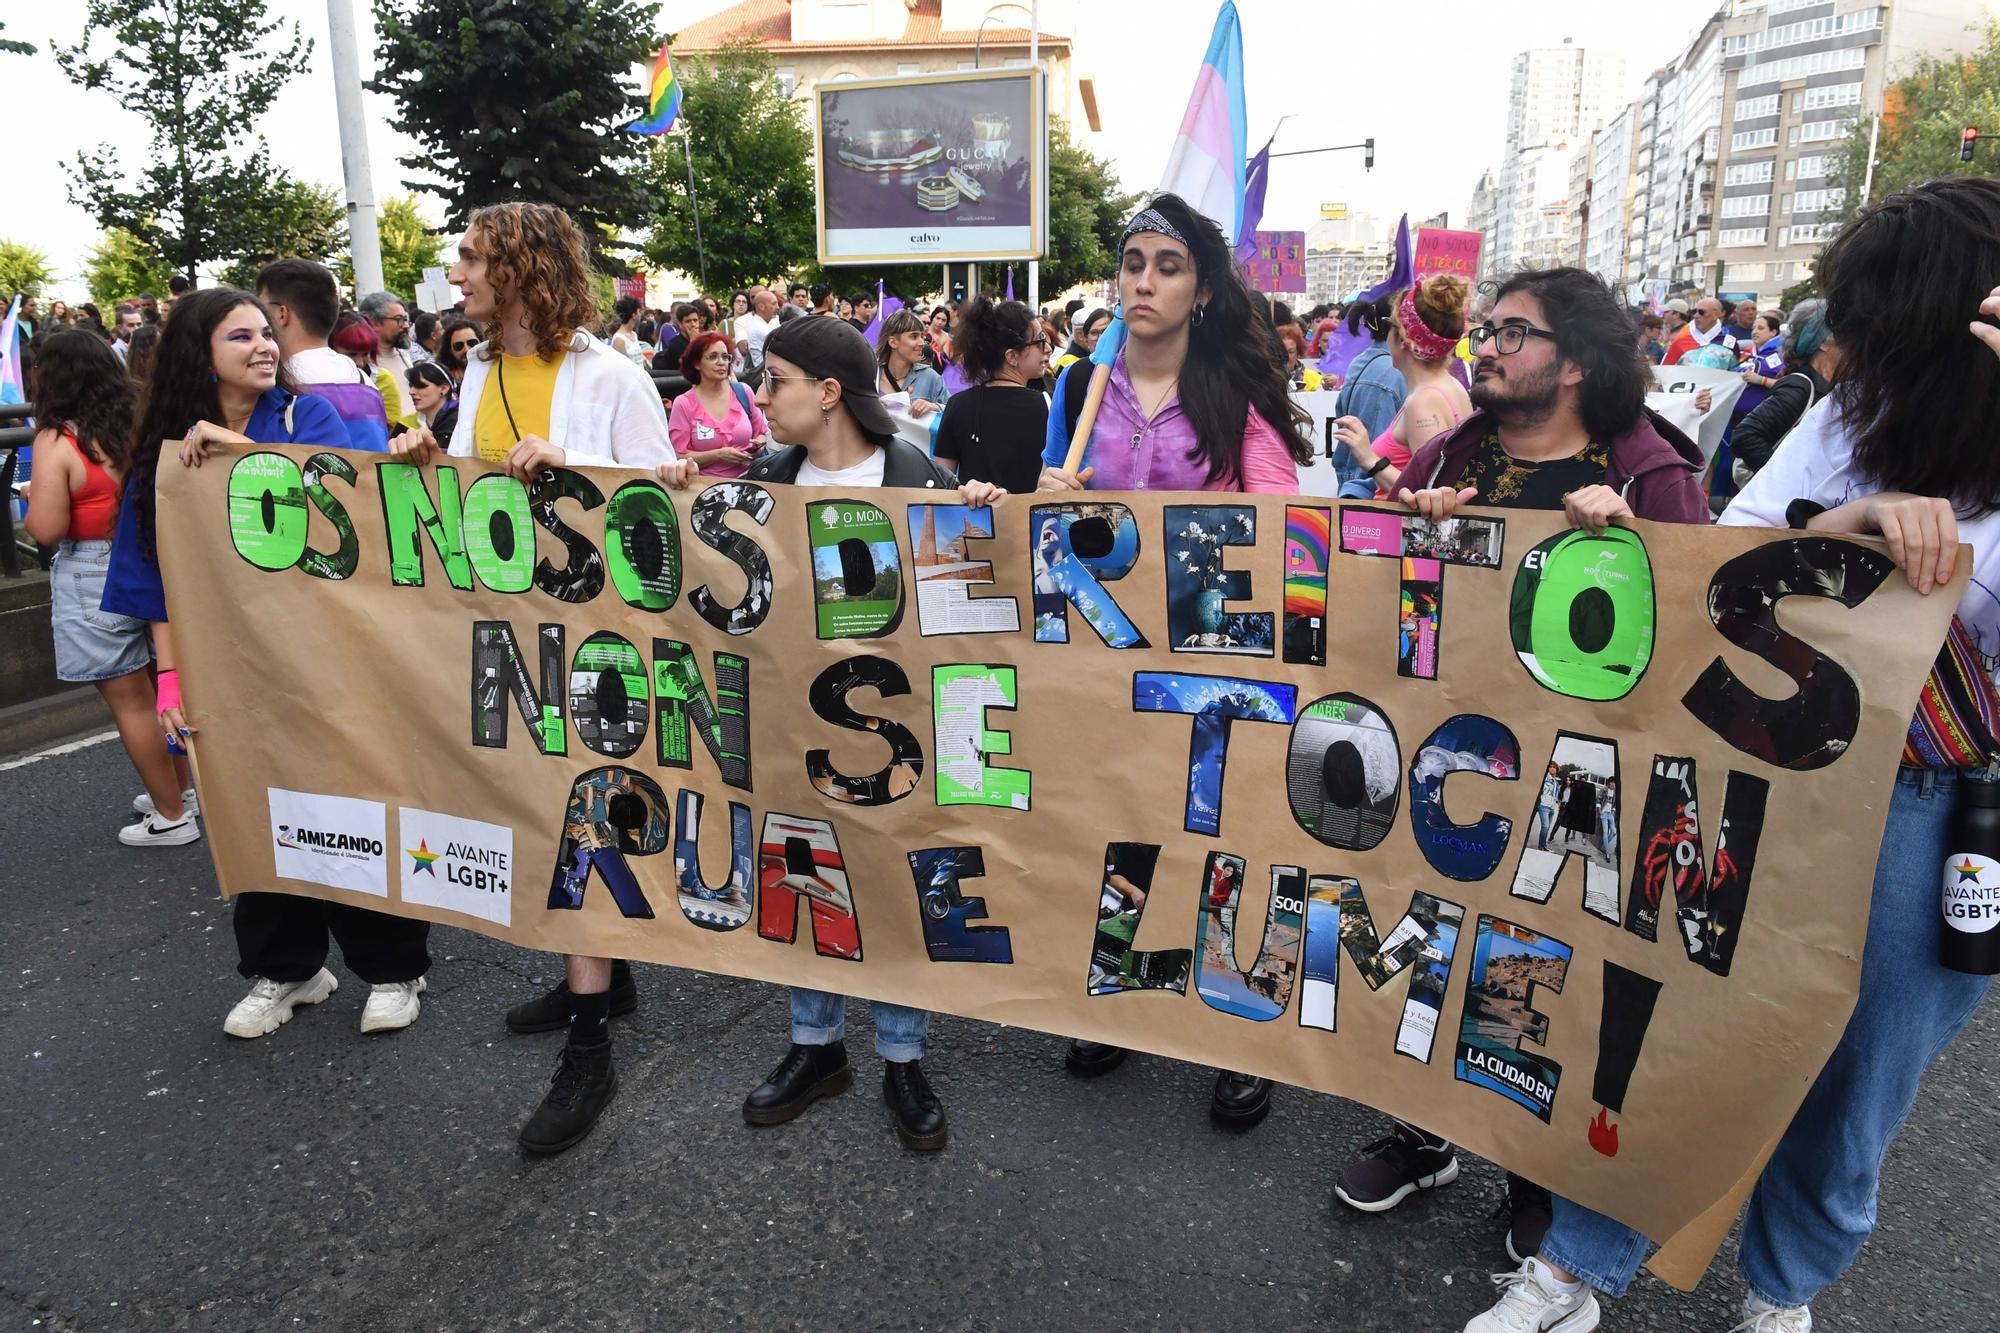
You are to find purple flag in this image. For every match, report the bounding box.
[860,278,902,343]
[1317,214,1414,378]
[1234,139,1272,264]
[1005,266,1015,302]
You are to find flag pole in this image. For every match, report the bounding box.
[1061,361,1112,473]
[680,123,708,290]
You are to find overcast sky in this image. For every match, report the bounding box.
[11,0,1733,298]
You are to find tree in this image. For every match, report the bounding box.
[0,20,35,55]
[57,0,313,280]
[216,180,350,291]
[83,228,179,306]
[0,242,53,300]
[1833,22,2000,222]
[1042,117,1140,296]
[371,0,660,260]
[337,195,448,302]
[640,46,817,294]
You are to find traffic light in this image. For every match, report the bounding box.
[1364,137,1376,171]
[1964,126,1979,163]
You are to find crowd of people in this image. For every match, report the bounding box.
[13,170,2000,1333]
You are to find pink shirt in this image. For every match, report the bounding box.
[1085,352,1300,494]
[668,385,768,478]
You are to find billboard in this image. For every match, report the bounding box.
[814,68,1048,265]
[1320,202,1348,220]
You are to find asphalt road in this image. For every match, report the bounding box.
[3,728,1994,1332]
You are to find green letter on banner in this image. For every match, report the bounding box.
[606,480,682,611]
[463,474,535,593]
[1509,527,1655,702]
[227,452,308,571]
[379,463,471,589]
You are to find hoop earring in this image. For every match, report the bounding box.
[1190,303,1205,328]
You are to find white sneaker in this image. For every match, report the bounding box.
[1465,1258,1600,1332]
[119,810,201,847]
[1729,1293,1812,1332]
[360,976,428,1034]
[224,969,338,1038]
[134,787,200,819]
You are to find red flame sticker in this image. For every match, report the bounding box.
[1588,1108,1619,1157]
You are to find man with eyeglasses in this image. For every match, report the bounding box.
[360,290,421,424]
[1332,268,1708,1284]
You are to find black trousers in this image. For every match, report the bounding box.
[233,891,432,985]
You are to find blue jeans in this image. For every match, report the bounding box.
[1541,767,1994,1303]
[790,987,930,1062]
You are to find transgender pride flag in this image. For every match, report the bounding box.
[1158,2,1248,242]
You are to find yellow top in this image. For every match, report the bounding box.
[473,351,565,462]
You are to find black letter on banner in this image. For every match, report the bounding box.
[1298,876,1465,1064]
[1454,915,1572,1122]
[1593,962,1663,1117]
[1337,506,1506,680]
[806,656,923,806]
[528,467,606,603]
[691,481,776,634]
[673,789,754,932]
[1283,504,1333,665]
[1510,527,1656,702]
[757,812,863,959]
[472,621,567,753]
[547,766,669,919]
[1086,842,1190,995]
[1512,731,1622,925]
[652,639,751,791]
[569,631,649,759]
[1192,858,1305,1021]
[1409,714,1519,881]
[298,452,359,580]
[1164,504,1274,656]
[908,846,1013,963]
[379,462,470,588]
[1680,538,1892,770]
[1624,755,1769,976]
[1029,503,1150,647]
[1287,693,1401,851]
[606,479,681,611]
[1135,673,1297,836]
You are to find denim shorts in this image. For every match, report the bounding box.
[51,539,152,683]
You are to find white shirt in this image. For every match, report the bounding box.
[1722,394,2000,686]
[737,312,780,368]
[286,345,369,386]
[448,329,671,470]
[796,451,887,489]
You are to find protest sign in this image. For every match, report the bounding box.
[161,450,1957,1252]
[813,69,1048,264]
[1650,363,1747,462]
[1242,231,1306,294]
[1414,227,1483,281]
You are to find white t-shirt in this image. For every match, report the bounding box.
[796,450,887,489]
[286,345,369,386]
[737,312,780,368]
[1721,394,2000,686]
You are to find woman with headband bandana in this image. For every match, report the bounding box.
[1040,193,1313,1132]
[1330,276,1475,498]
[1039,193,1312,498]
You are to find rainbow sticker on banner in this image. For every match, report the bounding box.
[628,43,683,135]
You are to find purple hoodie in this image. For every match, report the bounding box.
[1398,407,1710,525]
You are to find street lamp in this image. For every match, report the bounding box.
[973,4,1035,70]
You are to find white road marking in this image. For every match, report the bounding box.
[0,728,119,771]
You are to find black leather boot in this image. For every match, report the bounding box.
[506,960,638,1034]
[518,1039,617,1155]
[742,1041,852,1125]
[1210,1070,1272,1130]
[883,1059,948,1151]
[1063,1039,1129,1077]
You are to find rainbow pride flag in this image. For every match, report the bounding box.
[628,43,683,135]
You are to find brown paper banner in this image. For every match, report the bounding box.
[159,448,1958,1250]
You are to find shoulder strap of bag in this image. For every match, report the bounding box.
[730,380,753,420]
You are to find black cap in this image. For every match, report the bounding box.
[762,314,897,440]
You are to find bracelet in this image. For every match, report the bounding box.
[156,668,182,713]
[1365,457,1392,478]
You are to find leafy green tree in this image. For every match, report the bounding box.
[82,228,179,306]
[57,0,313,280]
[0,20,35,55]
[337,195,448,303]
[1043,117,1140,296]
[0,242,54,299]
[640,46,818,294]
[216,180,350,290]
[1834,22,2000,220]
[371,0,660,259]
